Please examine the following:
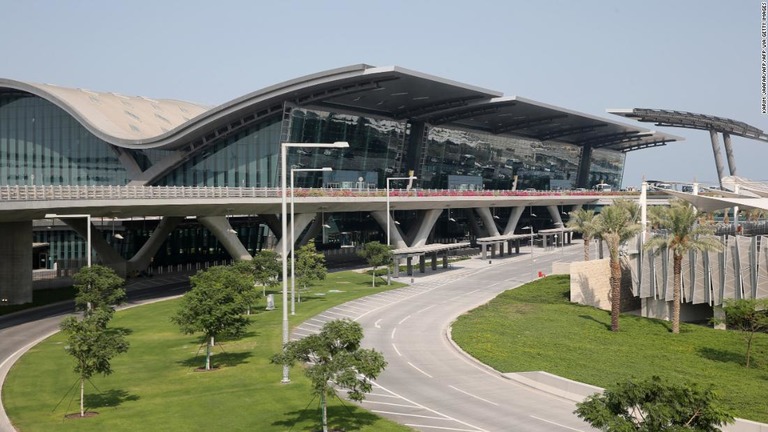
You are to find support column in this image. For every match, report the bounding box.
[723,132,738,176]
[709,130,727,188]
[406,257,413,276]
[502,207,525,235]
[127,216,184,274]
[65,218,127,276]
[575,144,593,188]
[442,254,448,268]
[198,216,252,261]
[0,221,33,305]
[408,209,442,248]
[419,255,426,273]
[476,207,500,254]
[371,210,408,249]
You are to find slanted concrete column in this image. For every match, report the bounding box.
[709,130,727,188]
[64,217,127,276]
[127,216,184,274]
[273,213,316,255]
[503,207,525,235]
[476,207,500,254]
[546,205,564,228]
[0,221,33,305]
[723,133,737,176]
[371,210,408,249]
[576,144,593,188]
[408,209,442,248]
[198,216,252,261]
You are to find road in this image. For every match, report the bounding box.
[292,245,596,432]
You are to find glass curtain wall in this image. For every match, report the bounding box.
[0,94,127,186]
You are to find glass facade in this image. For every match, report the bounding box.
[0,94,128,186]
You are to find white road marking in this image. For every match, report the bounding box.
[392,344,402,356]
[391,327,397,339]
[418,304,436,313]
[374,319,382,328]
[371,410,447,420]
[407,362,433,378]
[398,314,411,325]
[448,385,498,406]
[405,424,482,431]
[530,415,586,431]
[362,400,417,408]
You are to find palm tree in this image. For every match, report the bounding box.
[643,199,723,334]
[593,199,642,332]
[566,208,598,261]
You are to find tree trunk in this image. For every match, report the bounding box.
[610,257,621,332]
[79,377,85,417]
[583,237,590,261]
[206,336,212,370]
[372,266,376,287]
[321,391,328,432]
[672,254,682,334]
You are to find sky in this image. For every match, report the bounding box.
[1,0,762,187]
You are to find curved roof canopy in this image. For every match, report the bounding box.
[609,108,768,142]
[0,65,680,152]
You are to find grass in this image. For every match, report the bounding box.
[451,274,768,423]
[3,271,413,432]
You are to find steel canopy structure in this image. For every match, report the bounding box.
[610,108,768,188]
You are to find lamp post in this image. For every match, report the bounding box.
[45,213,91,268]
[521,225,535,279]
[290,167,332,316]
[386,175,417,285]
[280,141,348,384]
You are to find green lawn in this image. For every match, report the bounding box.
[451,275,768,423]
[3,271,413,432]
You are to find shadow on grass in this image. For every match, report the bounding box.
[110,327,134,336]
[177,348,253,369]
[272,401,379,431]
[83,388,140,409]
[578,315,611,331]
[698,346,745,366]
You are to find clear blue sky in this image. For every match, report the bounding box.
[2,0,762,187]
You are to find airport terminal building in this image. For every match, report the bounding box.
[0,64,677,303]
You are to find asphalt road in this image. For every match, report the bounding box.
[292,245,597,432]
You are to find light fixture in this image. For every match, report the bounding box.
[113,233,124,240]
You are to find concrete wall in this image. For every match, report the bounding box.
[570,258,639,312]
[551,261,571,275]
[0,221,33,305]
[642,297,713,323]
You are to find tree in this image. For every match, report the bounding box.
[593,199,642,332]
[567,208,599,261]
[358,241,392,287]
[252,250,281,296]
[271,319,387,432]
[231,260,264,314]
[295,240,327,290]
[72,264,126,316]
[171,266,251,370]
[718,298,768,368]
[644,200,723,334]
[60,309,129,417]
[575,376,733,431]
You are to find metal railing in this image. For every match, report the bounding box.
[0,184,616,202]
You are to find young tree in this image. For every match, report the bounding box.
[593,199,642,332]
[72,264,126,316]
[252,250,281,296]
[60,309,129,417]
[566,208,599,261]
[231,260,263,314]
[171,266,250,370]
[644,199,723,334]
[718,298,768,368]
[295,240,327,290]
[358,241,392,287]
[271,319,387,432]
[575,376,733,431]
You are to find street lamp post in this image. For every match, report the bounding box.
[290,167,332,316]
[45,213,91,268]
[280,141,348,384]
[385,175,417,285]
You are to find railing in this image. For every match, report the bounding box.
[0,184,621,202]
